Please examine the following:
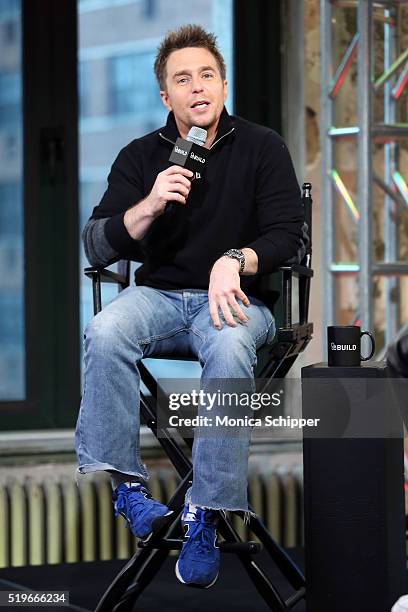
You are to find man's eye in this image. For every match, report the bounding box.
[178,77,189,84]
[203,73,214,79]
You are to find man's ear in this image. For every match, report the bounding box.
[160,90,172,112]
[223,80,228,102]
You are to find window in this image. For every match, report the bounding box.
[109,52,164,118]
[78,61,88,118]
[143,0,156,20]
[0,0,19,20]
[0,72,21,127]
[0,182,22,234]
[0,0,24,400]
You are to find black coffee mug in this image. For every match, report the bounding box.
[327,325,375,367]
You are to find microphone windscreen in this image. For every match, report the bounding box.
[187,126,207,146]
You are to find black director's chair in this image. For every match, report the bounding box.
[84,183,314,612]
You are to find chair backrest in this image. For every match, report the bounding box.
[118,259,131,286]
[301,182,312,266]
[256,182,313,324]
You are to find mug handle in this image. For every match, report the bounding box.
[360,330,375,361]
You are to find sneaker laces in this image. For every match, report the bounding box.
[114,485,158,526]
[186,510,217,556]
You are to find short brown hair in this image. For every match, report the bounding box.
[154,24,226,90]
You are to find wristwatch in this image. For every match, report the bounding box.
[222,249,246,274]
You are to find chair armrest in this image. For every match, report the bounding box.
[84,266,129,287]
[278,263,314,278]
[84,266,130,315]
[258,262,313,330]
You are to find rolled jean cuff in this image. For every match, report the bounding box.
[75,462,150,486]
[184,486,257,525]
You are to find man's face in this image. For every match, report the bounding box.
[160,47,227,137]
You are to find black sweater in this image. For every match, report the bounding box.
[84,107,305,298]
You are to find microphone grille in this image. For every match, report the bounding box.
[187,126,207,146]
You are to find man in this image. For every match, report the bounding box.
[75,24,304,588]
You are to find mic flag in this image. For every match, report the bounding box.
[168,126,209,175]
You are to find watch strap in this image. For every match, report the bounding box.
[222,249,245,274]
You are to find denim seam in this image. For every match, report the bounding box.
[77,335,89,463]
[189,325,206,345]
[254,319,276,347]
[261,311,276,345]
[138,325,187,345]
[254,328,267,344]
[197,343,206,367]
[134,436,149,479]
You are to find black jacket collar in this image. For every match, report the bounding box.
[160,106,234,145]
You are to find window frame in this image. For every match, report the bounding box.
[1,0,80,429]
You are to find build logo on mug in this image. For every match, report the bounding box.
[327,325,375,367]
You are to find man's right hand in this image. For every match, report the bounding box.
[145,165,194,216]
[123,165,194,240]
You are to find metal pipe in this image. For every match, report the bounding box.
[330,264,359,273]
[330,170,359,222]
[283,271,292,328]
[320,0,336,339]
[357,0,373,332]
[373,172,405,208]
[329,126,359,137]
[392,62,408,99]
[374,47,408,90]
[384,6,399,342]
[329,33,359,99]
[372,124,408,141]
[373,263,408,275]
[393,171,408,207]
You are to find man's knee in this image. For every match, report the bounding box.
[200,326,257,366]
[83,310,140,357]
[85,311,115,341]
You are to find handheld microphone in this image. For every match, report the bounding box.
[166,126,208,213]
[168,126,208,174]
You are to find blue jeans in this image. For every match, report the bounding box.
[75,285,276,514]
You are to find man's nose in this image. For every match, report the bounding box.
[191,79,204,93]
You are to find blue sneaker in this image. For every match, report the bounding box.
[175,503,220,588]
[112,482,173,541]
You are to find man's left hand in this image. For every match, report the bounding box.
[208,257,251,329]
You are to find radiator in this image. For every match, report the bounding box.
[0,466,303,568]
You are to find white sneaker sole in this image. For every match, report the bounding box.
[175,559,219,589]
[392,596,408,612]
